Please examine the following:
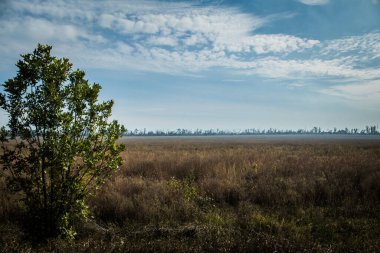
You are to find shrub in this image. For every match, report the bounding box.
[0,44,126,239]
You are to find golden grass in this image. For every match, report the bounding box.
[1,136,380,252]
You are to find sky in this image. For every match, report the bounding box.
[0,0,380,131]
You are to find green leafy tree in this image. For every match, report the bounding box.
[0,44,126,239]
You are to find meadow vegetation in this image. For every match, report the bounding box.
[1,136,379,252]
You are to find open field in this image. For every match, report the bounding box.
[1,136,380,252]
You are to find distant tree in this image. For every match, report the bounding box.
[370,125,376,135]
[0,44,126,239]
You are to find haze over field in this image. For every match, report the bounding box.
[0,0,380,130]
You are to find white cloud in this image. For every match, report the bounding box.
[10,0,95,22]
[147,36,178,47]
[288,83,306,89]
[99,13,161,34]
[0,0,321,70]
[215,34,319,54]
[321,79,380,100]
[0,16,105,58]
[240,58,380,80]
[184,34,208,46]
[298,0,330,5]
[98,14,115,29]
[321,33,380,60]
[96,7,318,55]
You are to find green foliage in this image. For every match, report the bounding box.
[0,44,126,239]
[183,172,198,201]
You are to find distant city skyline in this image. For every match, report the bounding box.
[1,0,380,130]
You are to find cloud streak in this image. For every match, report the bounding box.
[321,79,380,101]
[297,0,330,5]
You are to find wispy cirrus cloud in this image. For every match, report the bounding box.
[297,0,330,5]
[321,79,380,101]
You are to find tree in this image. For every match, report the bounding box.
[0,44,126,239]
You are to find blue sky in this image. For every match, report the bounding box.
[0,0,380,131]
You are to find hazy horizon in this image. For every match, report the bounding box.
[1,0,380,130]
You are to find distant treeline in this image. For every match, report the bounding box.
[126,125,379,136]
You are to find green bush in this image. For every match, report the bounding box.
[0,44,126,239]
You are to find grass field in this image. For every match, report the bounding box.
[1,136,380,252]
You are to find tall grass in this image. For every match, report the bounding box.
[1,137,380,252]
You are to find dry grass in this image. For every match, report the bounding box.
[1,136,380,252]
